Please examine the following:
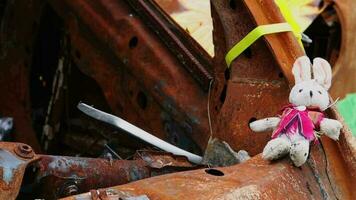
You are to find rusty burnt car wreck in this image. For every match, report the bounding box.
[0,0,355,199]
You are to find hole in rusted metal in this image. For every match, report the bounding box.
[137,91,147,110]
[129,36,138,48]
[205,168,224,176]
[278,72,284,78]
[229,0,236,10]
[243,47,252,58]
[21,144,30,150]
[219,84,227,103]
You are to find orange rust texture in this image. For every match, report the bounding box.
[324,107,356,196]
[61,147,341,200]
[0,142,39,200]
[210,0,302,156]
[243,0,304,85]
[48,0,210,150]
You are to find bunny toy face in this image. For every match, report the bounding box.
[289,80,330,111]
[289,56,332,111]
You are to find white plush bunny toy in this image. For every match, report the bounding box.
[249,56,343,167]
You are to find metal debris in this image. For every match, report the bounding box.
[202,137,250,167]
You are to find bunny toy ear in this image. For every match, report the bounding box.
[312,58,332,90]
[292,56,312,84]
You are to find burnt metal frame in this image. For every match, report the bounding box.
[0,0,355,199]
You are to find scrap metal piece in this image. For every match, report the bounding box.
[77,103,202,164]
[35,150,198,199]
[134,150,195,169]
[202,137,250,167]
[0,142,39,200]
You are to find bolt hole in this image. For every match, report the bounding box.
[243,47,252,58]
[229,0,236,10]
[129,36,138,48]
[278,72,284,78]
[205,168,224,176]
[75,50,81,60]
[137,91,147,110]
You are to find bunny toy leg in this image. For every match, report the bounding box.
[289,135,310,167]
[262,134,291,160]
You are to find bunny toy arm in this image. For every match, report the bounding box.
[320,118,342,141]
[249,117,281,132]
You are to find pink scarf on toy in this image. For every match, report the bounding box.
[271,104,325,142]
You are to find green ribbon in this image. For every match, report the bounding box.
[225,23,293,67]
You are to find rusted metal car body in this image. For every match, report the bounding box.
[0,0,355,199]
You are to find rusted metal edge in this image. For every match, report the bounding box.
[61,150,340,200]
[242,0,304,85]
[35,150,198,199]
[124,0,214,90]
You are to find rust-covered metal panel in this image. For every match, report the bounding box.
[209,0,303,156]
[47,0,210,152]
[61,146,343,200]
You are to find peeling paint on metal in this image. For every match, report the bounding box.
[0,149,25,184]
[48,157,89,173]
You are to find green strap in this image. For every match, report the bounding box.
[225,23,292,67]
